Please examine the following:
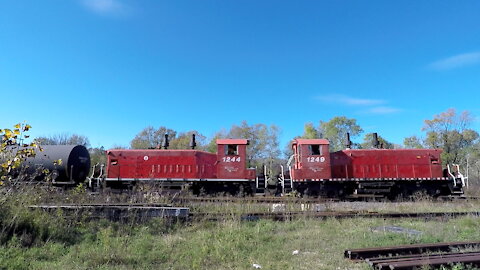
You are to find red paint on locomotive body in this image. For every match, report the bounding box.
[290,139,332,180]
[290,139,445,182]
[105,139,255,181]
[330,149,444,179]
[106,149,217,179]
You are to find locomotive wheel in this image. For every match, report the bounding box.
[410,189,431,201]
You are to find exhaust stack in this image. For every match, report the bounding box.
[189,134,197,149]
[345,132,352,149]
[162,134,170,149]
[372,133,379,149]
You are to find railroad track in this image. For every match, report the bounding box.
[346,241,480,269]
[31,203,173,207]
[170,195,478,204]
[28,195,478,210]
[170,196,339,204]
[191,210,480,222]
[31,204,189,221]
[31,203,480,222]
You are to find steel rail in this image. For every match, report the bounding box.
[374,252,480,270]
[347,241,480,269]
[345,240,480,260]
[387,253,480,269]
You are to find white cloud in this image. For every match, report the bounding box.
[316,94,401,115]
[364,106,401,115]
[428,52,480,71]
[81,0,128,16]
[317,94,385,106]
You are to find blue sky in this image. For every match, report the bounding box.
[1,0,480,149]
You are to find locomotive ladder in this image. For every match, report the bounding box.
[87,163,105,191]
[255,165,267,195]
[279,165,293,194]
[447,164,466,195]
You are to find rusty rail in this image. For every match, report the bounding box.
[386,253,480,269]
[345,240,480,260]
[346,241,480,269]
[372,252,480,269]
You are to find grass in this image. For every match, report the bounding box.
[2,187,480,269]
[3,214,480,269]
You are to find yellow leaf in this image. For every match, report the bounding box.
[14,129,20,135]
[14,123,21,129]
[4,129,12,138]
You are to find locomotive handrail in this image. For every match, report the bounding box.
[287,154,295,168]
[288,165,294,191]
[99,164,104,179]
[96,164,105,190]
[90,163,99,178]
[263,165,267,190]
[447,164,455,180]
[447,164,466,188]
[255,166,258,189]
[454,164,466,187]
[279,165,285,194]
[88,163,99,188]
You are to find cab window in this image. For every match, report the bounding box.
[225,144,238,155]
[309,145,322,155]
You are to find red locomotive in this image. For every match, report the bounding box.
[100,135,465,198]
[105,138,257,194]
[289,138,465,198]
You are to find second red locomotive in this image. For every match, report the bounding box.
[289,139,464,198]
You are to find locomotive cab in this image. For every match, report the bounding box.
[290,139,331,180]
[216,139,256,179]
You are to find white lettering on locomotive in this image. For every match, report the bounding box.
[306,156,325,162]
[222,156,241,162]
